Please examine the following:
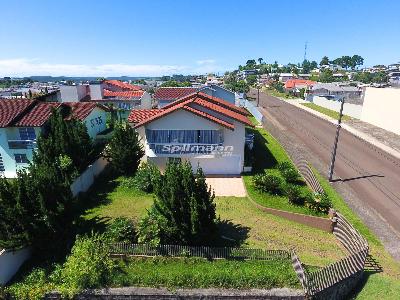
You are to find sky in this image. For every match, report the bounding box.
[0,0,399,77]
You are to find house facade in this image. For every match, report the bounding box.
[0,100,108,178]
[129,92,252,175]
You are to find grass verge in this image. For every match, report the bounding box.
[301,102,352,121]
[112,257,300,289]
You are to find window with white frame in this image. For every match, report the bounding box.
[14,154,29,164]
[19,127,36,140]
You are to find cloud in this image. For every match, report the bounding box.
[196,59,216,65]
[0,58,188,77]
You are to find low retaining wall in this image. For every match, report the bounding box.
[310,96,362,119]
[0,247,31,285]
[249,198,333,232]
[70,157,108,196]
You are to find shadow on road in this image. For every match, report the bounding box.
[331,174,385,183]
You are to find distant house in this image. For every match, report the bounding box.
[128,92,253,175]
[54,80,152,111]
[0,99,108,178]
[307,83,361,101]
[154,85,235,108]
[278,73,295,82]
[284,79,315,90]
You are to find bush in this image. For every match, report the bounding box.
[286,184,304,205]
[305,192,332,214]
[253,172,284,195]
[55,233,116,297]
[106,217,136,243]
[128,162,160,193]
[277,162,300,183]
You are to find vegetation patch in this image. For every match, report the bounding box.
[301,102,352,121]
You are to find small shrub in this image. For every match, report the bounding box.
[106,217,136,243]
[277,162,300,183]
[305,192,332,214]
[253,172,284,195]
[56,233,116,297]
[286,184,304,205]
[129,162,160,193]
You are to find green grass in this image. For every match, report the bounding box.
[215,197,345,267]
[246,116,400,298]
[263,88,297,99]
[79,172,153,225]
[244,123,325,217]
[301,102,352,121]
[111,257,300,289]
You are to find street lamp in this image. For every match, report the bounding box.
[328,96,345,181]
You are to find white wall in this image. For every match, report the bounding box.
[83,108,108,139]
[361,87,400,135]
[0,247,31,285]
[311,96,362,119]
[140,92,152,109]
[89,83,104,100]
[70,157,108,196]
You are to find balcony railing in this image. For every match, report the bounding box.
[148,143,223,155]
[8,139,37,149]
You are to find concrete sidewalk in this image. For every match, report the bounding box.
[284,99,400,161]
[205,177,247,197]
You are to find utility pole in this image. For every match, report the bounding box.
[257,86,260,107]
[328,97,345,181]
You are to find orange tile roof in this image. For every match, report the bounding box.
[0,99,36,127]
[153,87,198,101]
[128,92,253,130]
[15,102,62,126]
[127,109,163,123]
[103,89,144,99]
[285,79,316,89]
[104,80,141,91]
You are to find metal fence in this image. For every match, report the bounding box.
[293,158,324,194]
[110,243,291,261]
[292,212,369,297]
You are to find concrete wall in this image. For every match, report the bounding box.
[361,87,400,135]
[140,92,152,109]
[89,83,104,100]
[311,96,362,119]
[0,247,31,285]
[70,157,108,196]
[60,85,88,102]
[240,99,263,123]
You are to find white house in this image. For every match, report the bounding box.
[0,99,108,178]
[128,92,253,175]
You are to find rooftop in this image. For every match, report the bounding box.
[129,92,252,130]
[153,87,198,101]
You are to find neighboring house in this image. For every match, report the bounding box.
[307,83,361,101]
[284,79,315,91]
[154,85,235,108]
[0,99,108,178]
[278,73,295,82]
[54,80,151,111]
[128,92,253,175]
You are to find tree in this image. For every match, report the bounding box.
[138,161,217,245]
[246,74,258,86]
[246,59,257,68]
[257,58,263,65]
[106,123,144,176]
[319,69,334,82]
[350,55,364,70]
[302,60,311,73]
[320,56,329,66]
[310,61,318,70]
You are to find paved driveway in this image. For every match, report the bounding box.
[205,176,247,197]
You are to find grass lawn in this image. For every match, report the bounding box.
[111,257,300,289]
[246,116,400,298]
[301,102,352,121]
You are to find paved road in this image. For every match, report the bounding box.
[250,89,400,260]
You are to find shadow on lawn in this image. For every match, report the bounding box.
[247,127,278,173]
[214,219,250,247]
